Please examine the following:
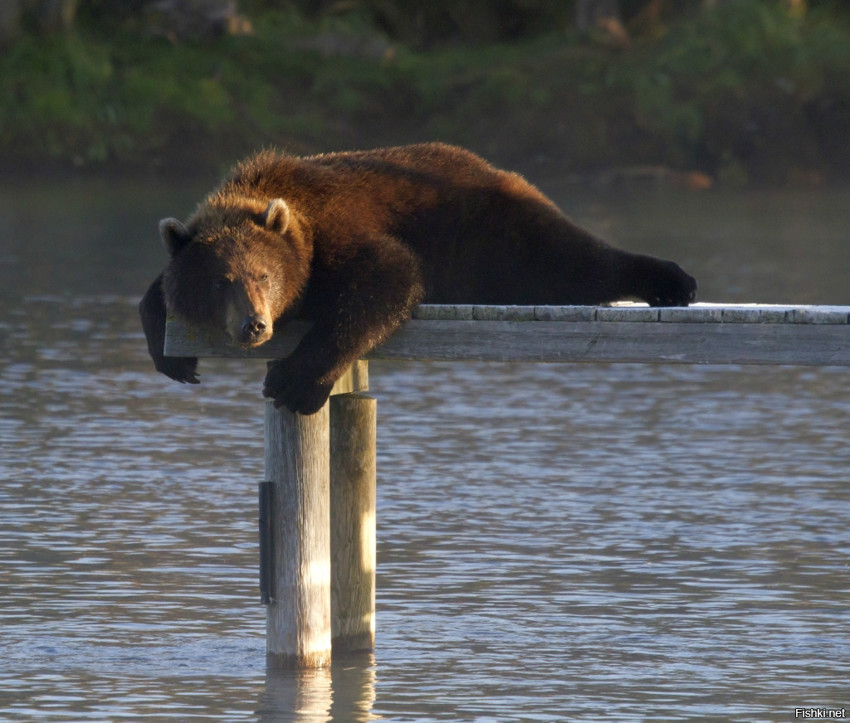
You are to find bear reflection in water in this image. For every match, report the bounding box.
[139,143,697,414]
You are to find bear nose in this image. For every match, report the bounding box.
[242,315,267,339]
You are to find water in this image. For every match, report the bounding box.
[1,174,849,721]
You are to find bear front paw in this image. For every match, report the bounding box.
[156,355,200,384]
[263,362,333,415]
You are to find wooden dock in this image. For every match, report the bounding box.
[164,302,850,669]
[166,302,850,367]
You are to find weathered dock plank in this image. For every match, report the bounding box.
[164,303,850,367]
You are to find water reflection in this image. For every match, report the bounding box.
[259,654,377,722]
[1,179,849,721]
[259,668,334,722]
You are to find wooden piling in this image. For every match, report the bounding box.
[259,362,373,669]
[264,401,332,669]
[330,393,377,653]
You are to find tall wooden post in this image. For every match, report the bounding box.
[260,361,373,669]
[330,393,377,653]
[264,401,332,669]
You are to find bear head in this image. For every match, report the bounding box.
[160,196,311,347]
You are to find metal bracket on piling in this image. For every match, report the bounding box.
[258,480,275,605]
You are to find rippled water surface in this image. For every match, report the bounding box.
[1,177,849,721]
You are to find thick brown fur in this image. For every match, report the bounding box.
[140,143,697,413]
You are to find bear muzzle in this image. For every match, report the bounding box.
[237,313,271,346]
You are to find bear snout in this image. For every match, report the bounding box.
[239,314,270,345]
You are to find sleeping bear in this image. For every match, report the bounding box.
[139,143,697,414]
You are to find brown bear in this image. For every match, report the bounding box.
[140,143,696,414]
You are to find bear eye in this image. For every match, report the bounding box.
[258,273,269,283]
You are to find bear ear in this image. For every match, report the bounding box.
[159,218,192,256]
[262,198,291,234]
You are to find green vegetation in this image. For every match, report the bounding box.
[2,1,850,184]
[612,1,850,183]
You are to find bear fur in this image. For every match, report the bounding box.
[140,143,697,414]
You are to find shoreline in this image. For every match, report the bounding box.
[3,5,849,187]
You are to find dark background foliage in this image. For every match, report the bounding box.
[2,0,849,184]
